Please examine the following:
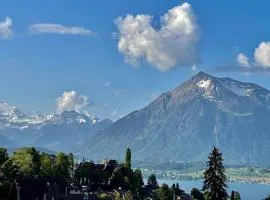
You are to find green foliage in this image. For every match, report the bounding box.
[0,180,12,198]
[230,191,241,200]
[110,166,133,189]
[125,148,131,169]
[156,184,173,200]
[1,158,19,178]
[202,146,228,200]
[54,152,70,178]
[0,148,8,166]
[191,188,204,200]
[99,193,111,200]
[124,190,134,200]
[12,148,35,176]
[147,174,158,187]
[75,161,95,182]
[40,153,53,176]
[114,192,122,200]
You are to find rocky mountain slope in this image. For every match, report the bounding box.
[84,72,270,166]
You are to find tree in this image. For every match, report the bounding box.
[124,190,134,200]
[40,153,53,176]
[147,174,158,187]
[54,152,70,178]
[230,191,241,200]
[28,147,41,175]
[156,184,173,200]
[1,158,18,178]
[133,168,144,199]
[191,188,204,200]
[12,148,35,176]
[125,148,131,169]
[202,146,228,200]
[0,148,8,166]
[0,180,12,198]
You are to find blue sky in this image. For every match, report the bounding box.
[0,0,270,120]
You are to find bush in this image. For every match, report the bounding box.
[99,193,111,200]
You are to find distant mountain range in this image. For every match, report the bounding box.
[0,103,113,153]
[83,72,270,166]
[2,72,270,166]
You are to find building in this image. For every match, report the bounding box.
[7,177,84,200]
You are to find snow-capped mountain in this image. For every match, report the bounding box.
[83,72,270,166]
[0,104,113,153]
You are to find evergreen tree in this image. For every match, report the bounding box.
[147,174,158,187]
[125,148,132,169]
[202,146,228,200]
[231,191,234,200]
[133,168,144,199]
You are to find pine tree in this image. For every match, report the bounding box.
[202,146,228,200]
[125,148,132,169]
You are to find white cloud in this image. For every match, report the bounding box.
[237,42,270,69]
[0,17,13,40]
[237,53,250,67]
[104,103,109,107]
[28,23,94,36]
[56,91,88,112]
[114,2,199,71]
[254,42,270,68]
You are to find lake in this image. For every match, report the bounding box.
[160,179,270,200]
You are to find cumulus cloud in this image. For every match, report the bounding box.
[28,23,94,36]
[0,17,13,40]
[237,42,270,69]
[254,42,270,68]
[114,2,199,71]
[237,53,250,67]
[56,91,89,112]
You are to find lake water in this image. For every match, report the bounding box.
[160,179,270,200]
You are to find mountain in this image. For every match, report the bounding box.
[83,72,270,166]
[0,103,113,153]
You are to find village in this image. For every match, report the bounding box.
[0,147,195,200]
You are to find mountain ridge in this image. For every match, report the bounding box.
[0,104,113,153]
[82,71,270,166]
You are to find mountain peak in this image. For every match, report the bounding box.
[192,71,214,82]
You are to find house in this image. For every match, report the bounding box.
[75,159,118,188]
[142,184,158,199]
[178,194,193,200]
[7,177,84,200]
